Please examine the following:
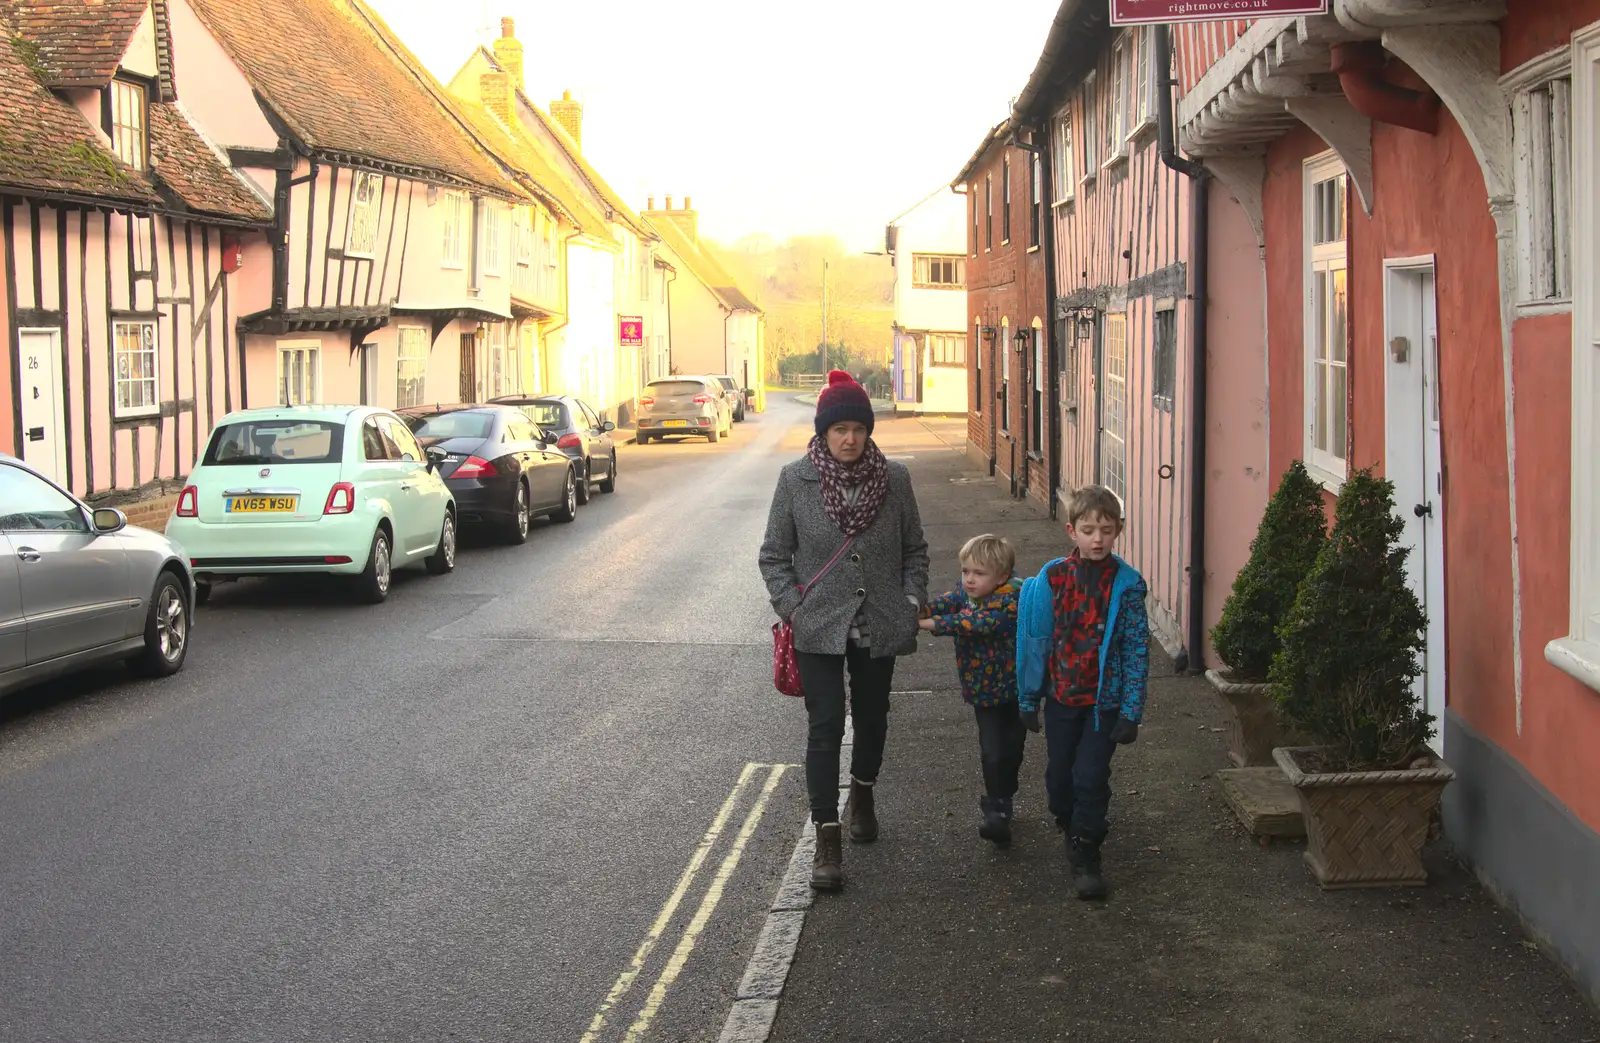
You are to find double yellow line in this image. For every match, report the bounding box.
[580,761,792,1043]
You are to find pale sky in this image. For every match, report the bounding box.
[364,0,1063,252]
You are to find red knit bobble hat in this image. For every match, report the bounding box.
[814,369,875,437]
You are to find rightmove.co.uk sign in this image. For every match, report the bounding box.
[1110,0,1327,24]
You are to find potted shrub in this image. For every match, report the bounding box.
[1207,461,1326,766]
[1269,468,1454,888]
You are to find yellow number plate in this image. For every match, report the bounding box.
[663,420,688,428]
[226,496,297,513]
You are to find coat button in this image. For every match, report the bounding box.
[856,588,866,597]
[850,554,860,563]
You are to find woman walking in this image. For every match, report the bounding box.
[759,371,930,891]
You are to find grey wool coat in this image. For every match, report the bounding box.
[759,455,931,657]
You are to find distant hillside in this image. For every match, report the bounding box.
[705,235,895,380]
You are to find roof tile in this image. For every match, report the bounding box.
[7,0,146,87]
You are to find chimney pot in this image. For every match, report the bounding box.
[500,16,514,37]
[647,196,655,210]
[491,16,524,91]
[684,195,692,210]
[665,195,673,210]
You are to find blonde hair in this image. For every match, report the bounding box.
[1068,485,1124,527]
[959,533,1015,577]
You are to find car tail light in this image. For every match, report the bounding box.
[454,455,497,479]
[324,555,352,565]
[556,434,582,450]
[323,482,356,515]
[639,396,654,407]
[692,394,711,404]
[696,417,711,426]
[176,485,198,518]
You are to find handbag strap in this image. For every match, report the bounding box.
[798,536,855,603]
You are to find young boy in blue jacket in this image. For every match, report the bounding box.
[1015,485,1149,899]
[918,534,1023,848]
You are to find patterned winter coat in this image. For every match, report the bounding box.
[925,580,1020,708]
[1015,555,1151,725]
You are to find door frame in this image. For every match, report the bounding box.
[1382,254,1447,754]
[17,327,67,484]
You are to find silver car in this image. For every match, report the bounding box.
[1,454,193,697]
[635,376,733,444]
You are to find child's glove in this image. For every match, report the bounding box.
[1109,717,1139,745]
[1019,707,1041,733]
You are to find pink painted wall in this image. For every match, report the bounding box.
[166,0,278,197]
[1201,177,1270,665]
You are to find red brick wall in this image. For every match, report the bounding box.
[962,139,1052,510]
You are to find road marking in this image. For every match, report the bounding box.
[579,763,762,1043]
[622,763,789,1043]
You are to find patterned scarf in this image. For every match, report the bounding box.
[808,434,890,536]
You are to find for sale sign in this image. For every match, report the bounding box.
[619,317,644,347]
[1110,0,1326,24]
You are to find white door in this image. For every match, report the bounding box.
[1384,262,1447,753]
[18,330,66,484]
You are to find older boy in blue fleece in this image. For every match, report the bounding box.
[1015,485,1150,899]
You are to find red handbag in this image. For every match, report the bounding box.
[773,538,855,697]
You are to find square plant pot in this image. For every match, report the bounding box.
[1205,669,1297,768]
[1273,746,1455,889]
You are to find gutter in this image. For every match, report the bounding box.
[1011,126,1061,518]
[1009,129,1044,502]
[1329,42,1440,135]
[1156,24,1210,675]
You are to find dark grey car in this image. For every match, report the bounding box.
[489,395,617,504]
[1,454,193,697]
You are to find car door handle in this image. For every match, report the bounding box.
[15,547,41,563]
[400,482,413,491]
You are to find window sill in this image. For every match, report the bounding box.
[1126,118,1157,146]
[114,407,161,422]
[1546,636,1600,692]
[1052,196,1075,209]
[1080,170,1098,188]
[1101,150,1130,174]
[1027,245,1041,254]
[1515,298,1573,318]
[442,261,465,271]
[1028,451,1044,462]
[1306,461,1345,495]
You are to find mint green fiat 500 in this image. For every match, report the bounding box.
[167,406,456,604]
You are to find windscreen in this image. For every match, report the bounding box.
[203,420,343,465]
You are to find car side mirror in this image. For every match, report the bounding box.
[92,507,127,534]
[424,446,447,472]
[603,421,616,432]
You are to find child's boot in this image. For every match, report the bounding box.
[978,796,1012,848]
[1068,835,1107,899]
[811,823,844,891]
[844,779,878,843]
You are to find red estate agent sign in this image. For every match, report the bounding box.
[619,317,644,347]
[1110,0,1326,25]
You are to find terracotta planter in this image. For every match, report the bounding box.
[1205,669,1291,767]
[1273,746,1455,889]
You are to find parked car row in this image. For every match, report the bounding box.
[635,374,752,444]
[0,397,623,698]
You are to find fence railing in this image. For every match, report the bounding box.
[794,373,827,389]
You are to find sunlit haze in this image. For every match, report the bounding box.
[364,0,1062,250]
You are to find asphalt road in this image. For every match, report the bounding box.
[0,397,825,1043]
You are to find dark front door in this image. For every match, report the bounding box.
[459,334,477,403]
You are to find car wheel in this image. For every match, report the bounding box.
[355,527,393,604]
[551,468,578,523]
[575,460,592,505]
[426,510,457,575]
[505,480,532,544]
[598,454,617,494]
[129,571,189,678]
[636,433,651,445]
[194,581,213,607]
[709,425,721,444]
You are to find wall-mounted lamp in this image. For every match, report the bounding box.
[1075,316,1094,340]
[981,326,998,344]
[1013,327,1031,351]
[475,325,486,343]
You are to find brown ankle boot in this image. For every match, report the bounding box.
[811,823,844,891]
[845,779,878,843]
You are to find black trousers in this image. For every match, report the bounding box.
[973,704,1028,805]
[1043,700,1119,842]
[796,644,895,824]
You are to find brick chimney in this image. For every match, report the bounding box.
[644,195,698,242]
[480,70,511,126]
[492,18,523,91]
[551,90,583,149]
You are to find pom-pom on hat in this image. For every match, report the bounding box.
[814,369,875,437]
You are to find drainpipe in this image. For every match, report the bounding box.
[1329,42,1439,134]
[663,267,677,374]
[1156,23,1210,675]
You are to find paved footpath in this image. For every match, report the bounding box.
[761,415,1600,1043]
